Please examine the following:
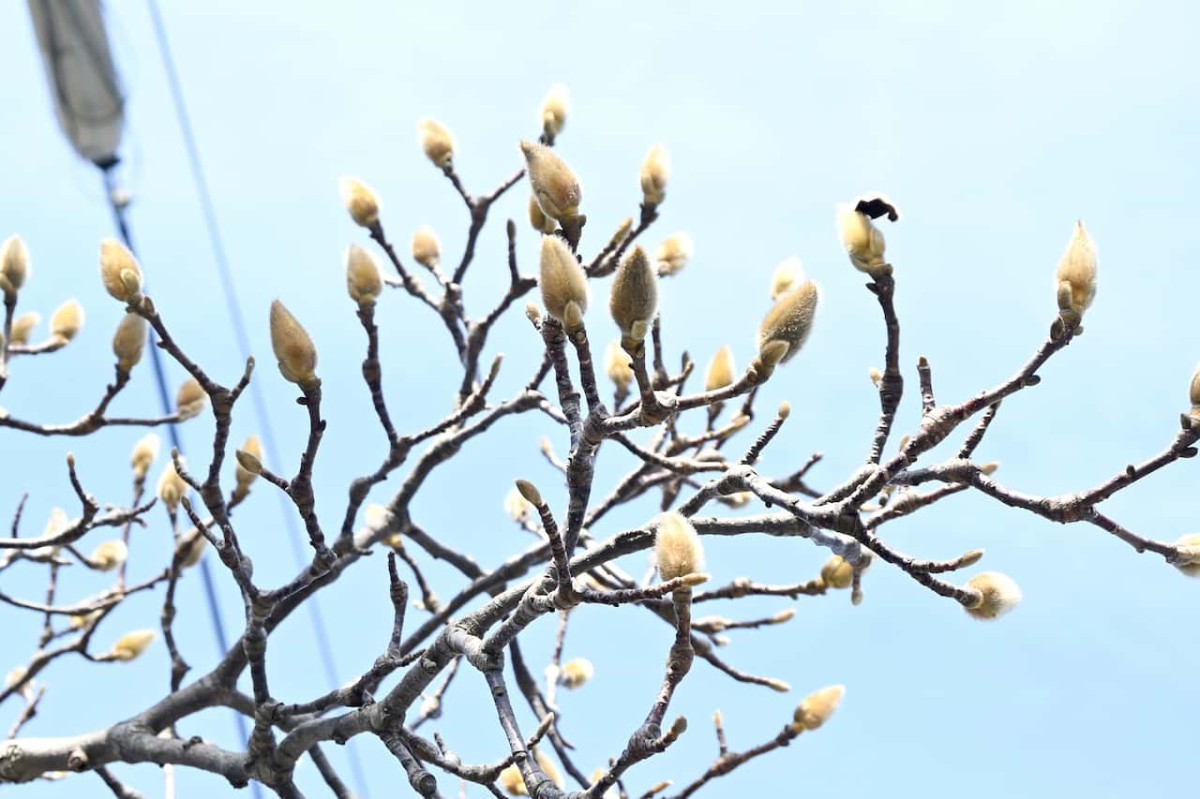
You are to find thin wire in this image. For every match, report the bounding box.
[142,2,369,795]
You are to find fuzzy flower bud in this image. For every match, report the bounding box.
[175,378,207,420]
[177,530,207,569]
[49,299,84,342]
[411,226,441,269]
[10,312,39,345]
[339,177,381,229]
[705,346,735,392]
[269,299,318,386]
[963,571,1022,620]
[235,435,263,496]
[111,313,147,373]
[345,245,383,306]
[655,233,693,276]
[1171,534,1200,577]
[770,257,804,300]
[640,143,670,206]
[521,141,582,222]
[604,340,634,390]
[609,246,658,345]
[130,433,161,480]
[418,118,456,168]
[758,280,819,365]
[539,83,569,140]
[157,459,188,514]
[111,630,156,662]
[99,239,143,302]
[498,764,526,796]
[1054,220,1097,317]
[791,685,845,732]
[837,205,888,276]
[0,234,29,295]
[655,511,704,581]
[539,236,588,328]
[820,556,854,589]
[90,540,128,572]
[559,658,594,689]
[528,195,558,234]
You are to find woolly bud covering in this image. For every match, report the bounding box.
[0,234,29,294]
[538,236,588,328]
[99,239,143,301]
[539,83,569,139]
[837,205,887,276]
[269,299,318,386]
[758,280,819,365]
[609,246,657,345]
[640,143,671,206]
[963,571,1022,620]
[111,630,156,662]
[339,177,380,229]
[791,685,845,732]
[175,378,207,420]
[705,346,735,391]
[1054,220,1097,317]
[655,511,704,580]
[521,141,582,222]
[345,245,383,306]
[49,299,84,342]
[418,118,456,168]
[111,313,147,372]
[130,433,160,480]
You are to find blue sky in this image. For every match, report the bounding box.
[2,2,1199,797]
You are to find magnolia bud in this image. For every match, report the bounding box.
[1054,221,1097,317]
[609,246,658,345]
[521,141,582,222]
[528,195,558,234]
[791,685,845,732]
[339,177,381,229]
[269,299,318,386]
[1170,533,1200,577]
[705,346,735,392]
[963,571,1022,620]
[130,433,161,480]
[498,764,526,796]
[820,556,853,589]
[758,281,819,365]
[111,630,156,662]
[10,312,39,345]
[1190,363,1200,414]
[868,367,883,388]
[604,340,634,390]
[99,239,143,302]
[640,143,670,206]
[345,245,383,306]
[655,511,704,581]
[411,226,441,268]
[157,460,188,514]
[770,257,804,300]
[49,299,84,342]
[418,118,456,168]
[177,530,207,569]
[653,233,693,277]
[175,378,207,420]
[235,435,263,495]
[90,540,128,571]
[0,234,29,294]
[539,83,569,140]
[539,236,588,328]
[837,205,887,276]
[111,313,147,373]
[559,658,594,689]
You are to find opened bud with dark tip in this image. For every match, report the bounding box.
[269,299,319,387]
[521,141,582,222]
[837,205,888,276]
[609,246,657,346]
[539,236,588,329]
[99,239,143,302]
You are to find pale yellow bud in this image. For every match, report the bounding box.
[111,312,147,372]
[837,205,887,276]
[43,508,69,538]
[418,118,456,168]
[111,629,156,662]
[764,678,792,693]
[365,504,391,530]
[655,511,704,581]
[758,280,819,365]
[1054,220,1097,317]
[130,433,161,480]
[410,226,441,268]
[604,340,634,390]
[536,750,564,789]
[99,239,143,302]
[177,530,207,569]
[539,236,588,327]
[820,556,854,589]
[0,234,29,293]
[655,233,693,276]
[269,299,318,386]
[770,257,804,300]
[980,461,1000,476]
[504,486,533,523]
[528,195,558,234]
[521,141,582,222]
[963,571,1022,620]
[791,685,845,732]
[157,460,188,514]
[345,245,383,306]
[1171,533,1200,578]
[609,246,658,344]
[559,658,594,689]
[10,312,39,345]
[498,764,526,796]
[539,83,569,139]
[175,378,207,420]
[235,435,263,494]
[705,346,735,391]
[868,367,883,388]
[68,610,101,631]
[90,540,128,572]
[1190,363,1200,409]
[640,143,671,206]
[49,299,84,342]
[339,177,381,229]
